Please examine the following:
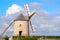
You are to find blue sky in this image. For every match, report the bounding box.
[0,0,60,36]
[0,0,60,16]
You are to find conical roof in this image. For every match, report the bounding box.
[14,14,29,21]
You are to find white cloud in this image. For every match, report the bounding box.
[6,4,23,15]
[29,2,42,9]
[31,10,60,36]
[30,2,42,7]
[45,0,56,4]
[53,16,60,24]
[56,8,60,15]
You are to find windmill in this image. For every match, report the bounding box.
[0,4,36,37]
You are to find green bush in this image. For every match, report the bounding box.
[4,36,9,40]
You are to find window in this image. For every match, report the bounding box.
[19,24,22,27]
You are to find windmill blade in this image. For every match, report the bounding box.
[29,11,36,19]
[24,4,30,16]
[29,20,35,32]
[0,21,14,36]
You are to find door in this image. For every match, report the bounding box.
[19,31,22,36]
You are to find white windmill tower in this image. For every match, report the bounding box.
[14,4,36,36]
[0,4,36,37]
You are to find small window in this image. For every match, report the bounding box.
[19,24,22,27]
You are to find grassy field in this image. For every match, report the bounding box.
[12,36,40,40]
[12,36,60,40]
[2,36,60,40]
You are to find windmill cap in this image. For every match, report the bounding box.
[14,14,29,21]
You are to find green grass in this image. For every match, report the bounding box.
[12,36,60,40]
[44,36,60,39]
[3,36,60,40]
[13,36,41,40]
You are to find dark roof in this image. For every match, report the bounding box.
[14,14,29,21]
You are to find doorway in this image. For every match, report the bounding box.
[19,31,22,36]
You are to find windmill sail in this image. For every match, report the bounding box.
[30,20,35,32]
[0,21,14,36]
[24,4,36,32]
[24,4,30,16]
[29,10,36,19]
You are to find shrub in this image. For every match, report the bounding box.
[4,36,9,40]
